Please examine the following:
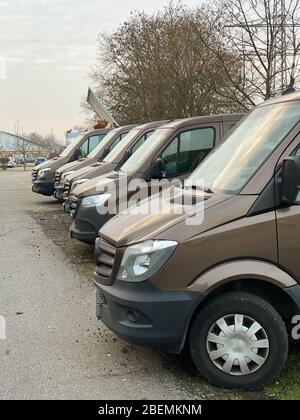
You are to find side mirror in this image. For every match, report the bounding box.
[73,148,82,160]
[281,156,300,204]
[151,157,167,179]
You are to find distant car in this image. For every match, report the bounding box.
[35,157,47,165]
[5,158,16,168]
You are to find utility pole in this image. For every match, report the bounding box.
[226,0,300,93]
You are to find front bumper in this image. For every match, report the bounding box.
[53,185,64,202]
[32,180,54,196]
[94,279,205,353]
[70,204,112,244]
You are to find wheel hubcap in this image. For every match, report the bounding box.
[206,314,270,376]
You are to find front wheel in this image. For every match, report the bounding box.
[189,292,288,390]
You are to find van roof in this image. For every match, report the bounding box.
[135,120,171,130]
[258,90,300,107]
[160,113,244,130]
[118,124,139,130]
[134,115,243,131]
[85,128,111,136]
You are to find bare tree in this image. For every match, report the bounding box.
[14,137,36,171]
[88,2,244,124]
[0,147,9,170]
[26,132,61,155]
[196,0,300,109]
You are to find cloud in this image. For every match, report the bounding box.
[0,0,199,138]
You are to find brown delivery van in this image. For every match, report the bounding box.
[53,125,136,202]
[63,120,168,211]
[70,114,242,244]
[94,92,300,390]
[32,128,110,197]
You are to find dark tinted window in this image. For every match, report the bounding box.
[108,135,123,152]
[131,131,154,154]
[161,127,215,177]
[80,138,89,157]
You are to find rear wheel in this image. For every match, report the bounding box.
[189,292,288,390]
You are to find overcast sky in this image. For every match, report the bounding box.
[0,0,198,142]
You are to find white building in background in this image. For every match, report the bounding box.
[0,131,40,156]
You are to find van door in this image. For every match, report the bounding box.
[158,125,217,180]
[79,133,108,158]
[276,144,300,283]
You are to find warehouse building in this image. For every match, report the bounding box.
[0,131,40,157]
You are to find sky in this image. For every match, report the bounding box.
[0,0,198,142]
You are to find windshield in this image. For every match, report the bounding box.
[103,128,141,163]
[88,129,119,158]
[190,101,300,194]
[59,135,85,158]
[121,127,173,173]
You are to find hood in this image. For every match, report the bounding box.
[70,161,116,183]
[56,158,87,175]
[33,157,59,171]
[74,170,126,198]
[100,188,257,247]
[68,164,98,182]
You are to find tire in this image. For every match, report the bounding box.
[189,292,288,390]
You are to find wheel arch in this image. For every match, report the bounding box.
[182,260,300,351]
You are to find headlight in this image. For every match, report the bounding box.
[70,179,90,193]
[61,171,74,182]
[37,168,51,179]
[117,240,178,282]
[81,193,112,208]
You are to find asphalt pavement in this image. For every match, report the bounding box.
[0,170,195,400]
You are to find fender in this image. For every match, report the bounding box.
[188,259,297,293]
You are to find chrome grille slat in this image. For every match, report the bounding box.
[32,169,38,181]
[69,196,78,209]
[63,180,71,198]
[69,196,80,218]
[54,172,61,187]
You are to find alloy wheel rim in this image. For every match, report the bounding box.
[206,314,270,376]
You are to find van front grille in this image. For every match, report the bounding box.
[63,180,71,198]
[95,238,118,284]
[54,172,61,187]
[32,169,37,182]
[69,196,80,217]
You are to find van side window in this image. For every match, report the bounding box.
[161,127,215,177]
[120,132,129,140]
[223,123,237,136]
[292,144,300,157]
[161,137,179,177]
[88,135,102,153]
[132,131,154,155]
[145,130,154,139]
[108,135,123,152]
[80,134,105,157]
[80,138,90,157]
